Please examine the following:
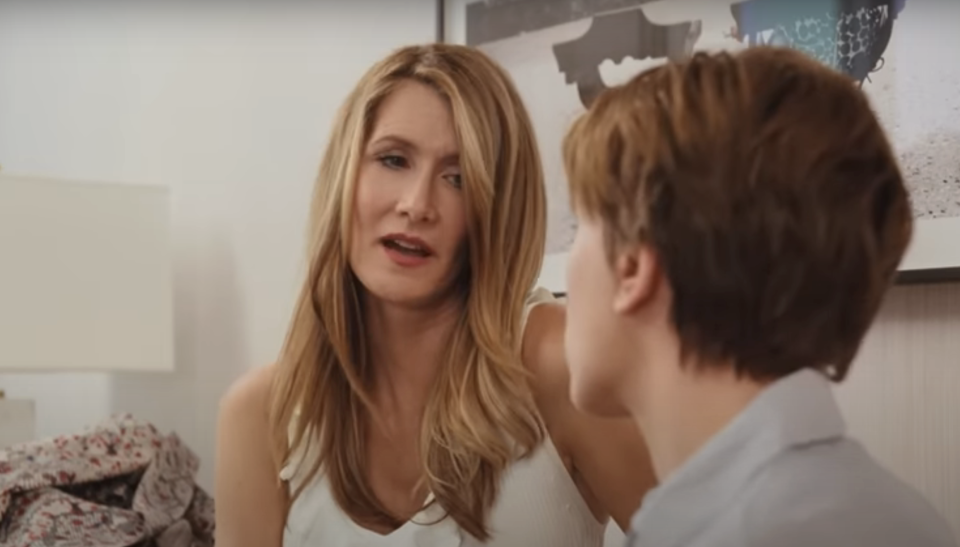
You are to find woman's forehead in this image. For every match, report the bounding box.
[368,81,460,160]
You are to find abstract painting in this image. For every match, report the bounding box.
[442,0,960,288]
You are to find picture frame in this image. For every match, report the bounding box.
[438,0,960,292]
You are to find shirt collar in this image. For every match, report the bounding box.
[631,368,846,547]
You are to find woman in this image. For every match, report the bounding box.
[214,43,655,546]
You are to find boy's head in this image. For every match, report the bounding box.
[561,46,912,417]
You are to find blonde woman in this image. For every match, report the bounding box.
[214,43,655,547]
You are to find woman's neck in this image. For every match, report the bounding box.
[364,293,463,418]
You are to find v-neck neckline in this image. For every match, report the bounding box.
[347,492,460,541]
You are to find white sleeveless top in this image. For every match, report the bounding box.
[279,287,606,547]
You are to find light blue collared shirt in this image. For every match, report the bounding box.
[626,369,957,547]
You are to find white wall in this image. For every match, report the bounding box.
[0,0,437,491]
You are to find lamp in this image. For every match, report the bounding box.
[0,170,174,448]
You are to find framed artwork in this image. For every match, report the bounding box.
[439,0,960,292]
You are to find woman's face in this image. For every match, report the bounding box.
[349,80,467,308]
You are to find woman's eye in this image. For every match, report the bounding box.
[377,155,407,169]
[445,173,463,189]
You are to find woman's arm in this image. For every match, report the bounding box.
[214,364,287,546]
[524,302,657,531]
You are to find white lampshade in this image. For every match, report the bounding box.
[0,172,174,372]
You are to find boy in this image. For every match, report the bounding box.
[560,46,957,547]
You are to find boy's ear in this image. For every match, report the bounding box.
[612,244,660,315]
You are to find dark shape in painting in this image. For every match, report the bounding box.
[465,0,657,47]
[729,0,906,86]
[553,9,702,108]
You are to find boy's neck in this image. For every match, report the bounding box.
[628,356,768,482]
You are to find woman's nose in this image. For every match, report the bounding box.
[396,171,437,222]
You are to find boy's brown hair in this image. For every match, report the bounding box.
[563,46,912,382]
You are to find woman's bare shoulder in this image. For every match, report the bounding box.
[215,363,286,547]
[220,363,277,422]
[521,301,570,404]
[216,362,280,474]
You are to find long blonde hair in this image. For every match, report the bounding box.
[269,44,547,539]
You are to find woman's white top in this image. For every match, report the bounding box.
[280,287,606,546]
